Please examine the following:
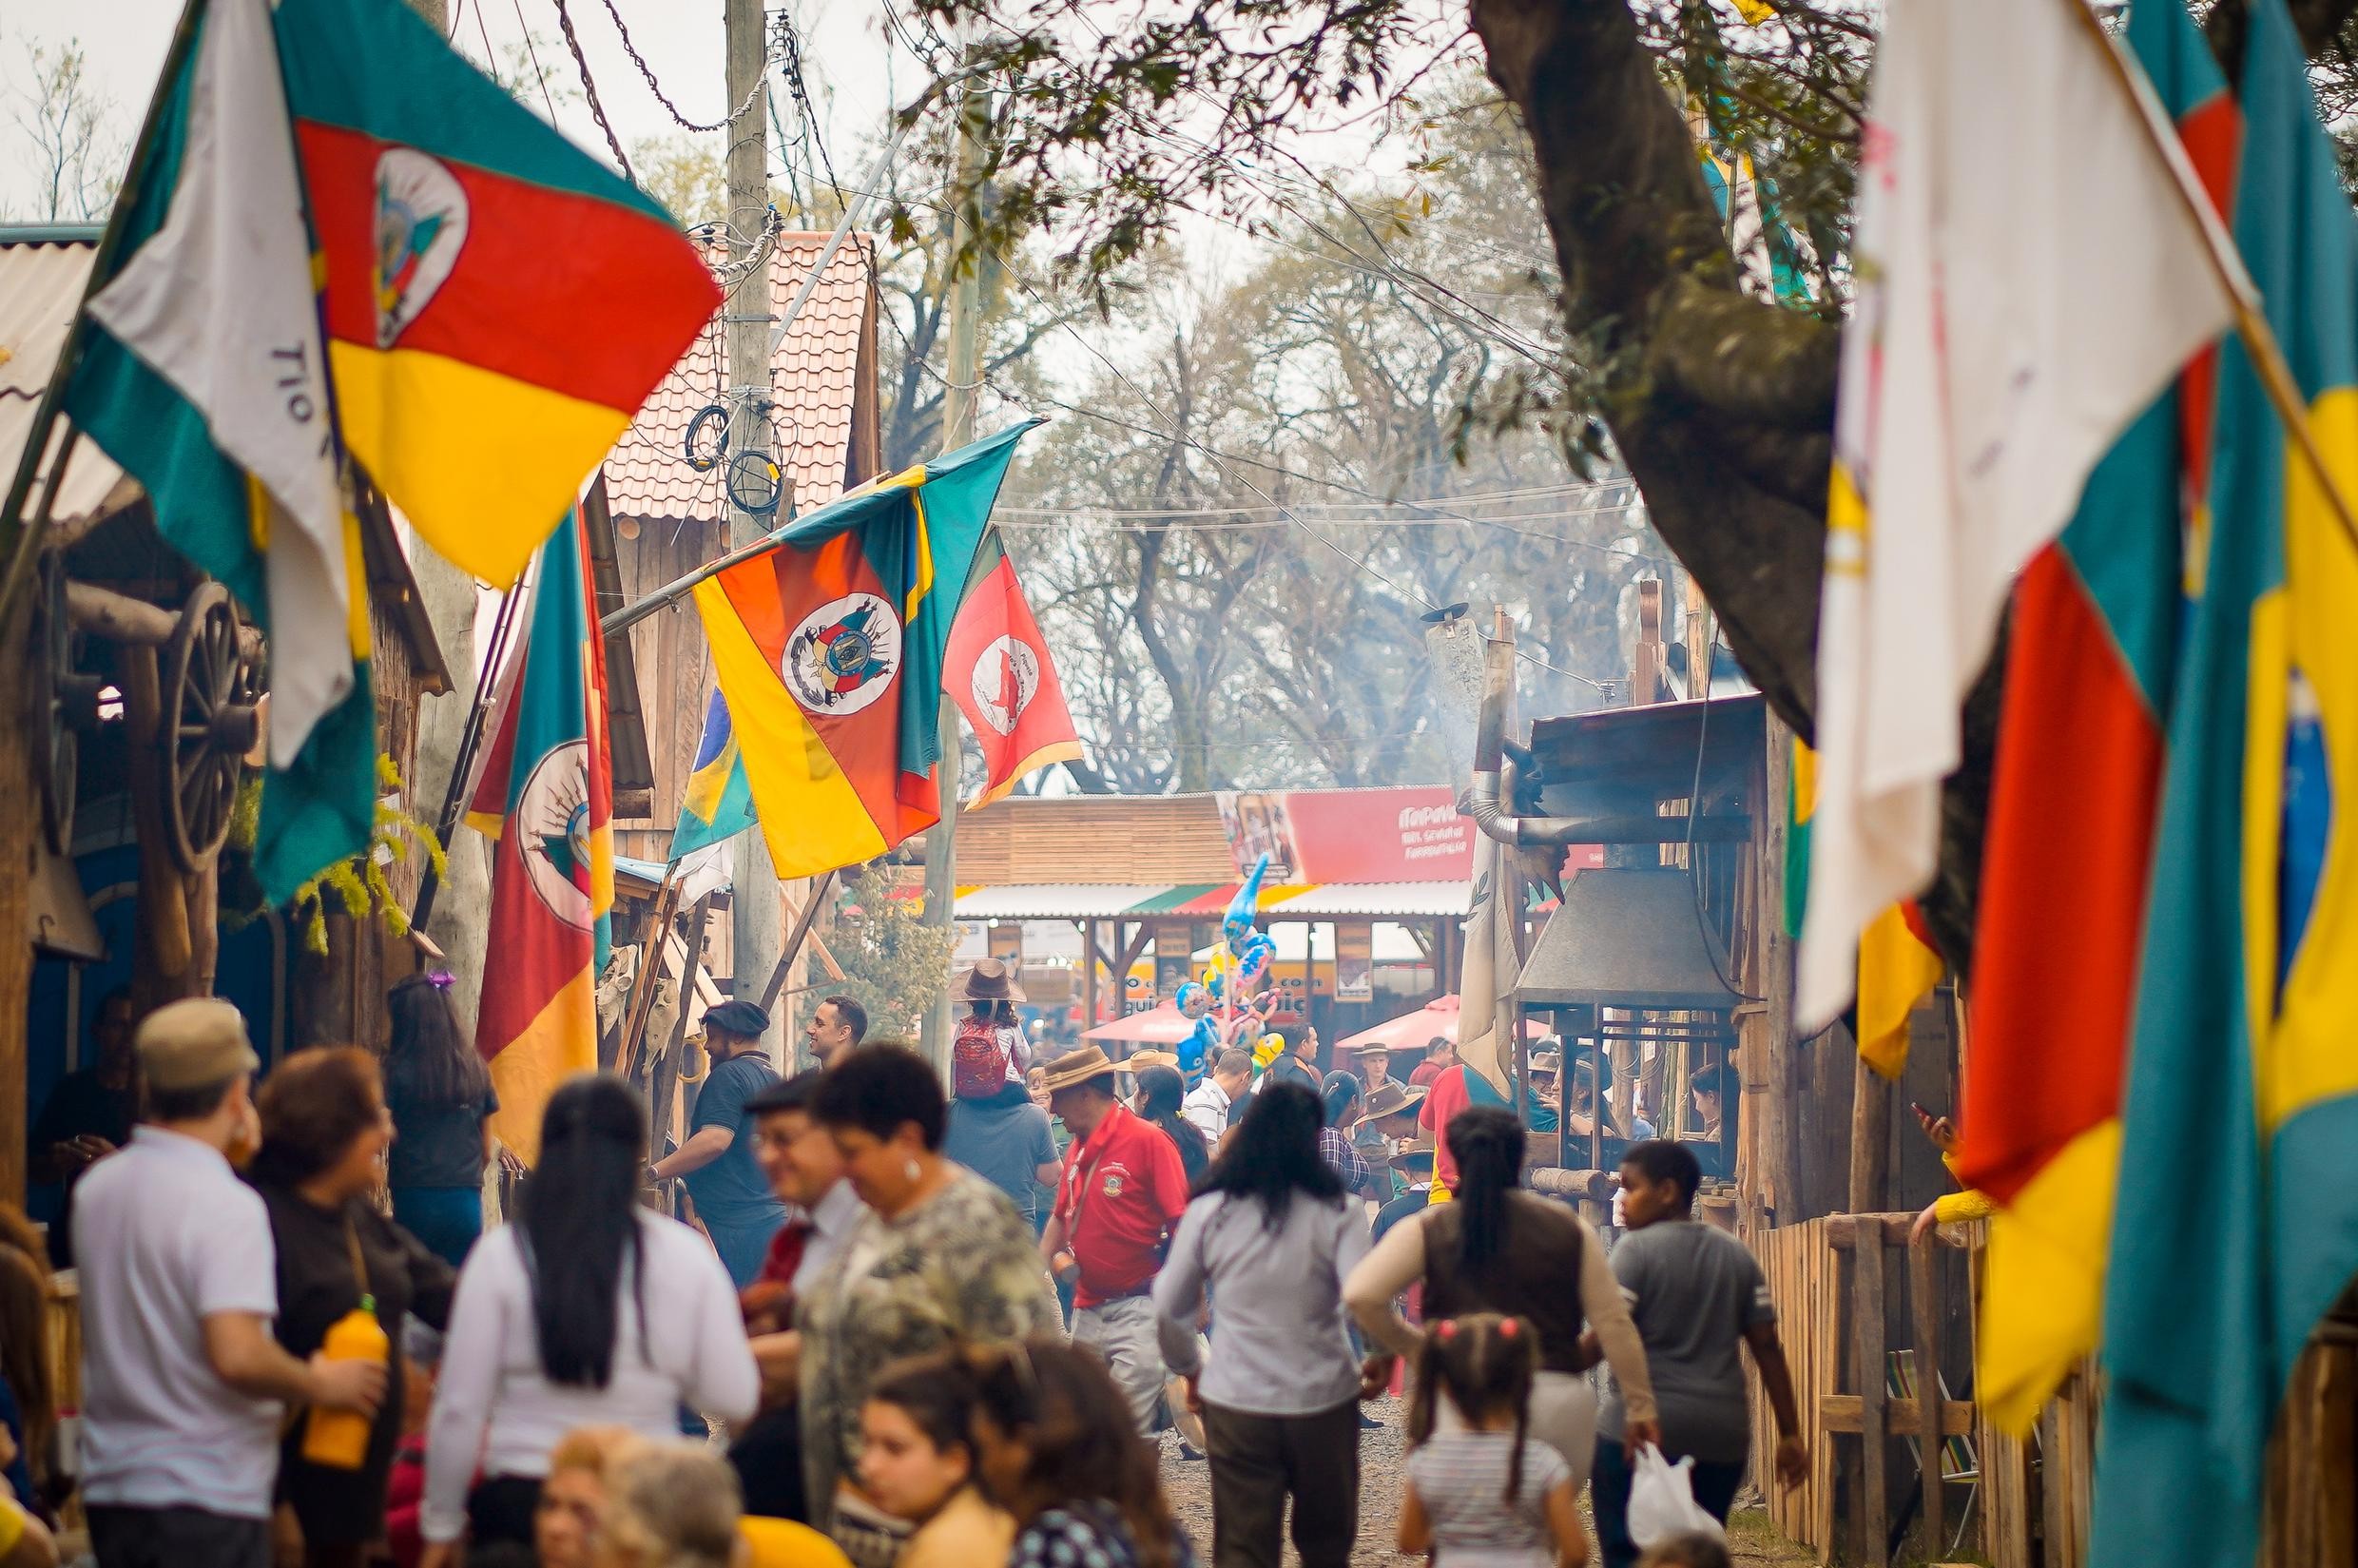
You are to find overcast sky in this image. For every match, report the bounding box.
[1,0,908,222]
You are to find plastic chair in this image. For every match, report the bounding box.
[1886,1347,1980,1558]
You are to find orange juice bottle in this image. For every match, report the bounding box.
[301,1296,387,1469]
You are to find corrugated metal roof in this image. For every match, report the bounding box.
[1272,881,1472,917]
[953,881,1472,920]
[955,885,1180,920]
[0,238,129,526]
[604,233,878,525]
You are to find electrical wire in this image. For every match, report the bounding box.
[590,0,774,131]
[549,0,635,179]
[505,0,562,126]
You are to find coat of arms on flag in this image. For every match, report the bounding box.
[787,595,902,712]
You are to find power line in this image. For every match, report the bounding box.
[589,0,773,132]
[547,0,633,176]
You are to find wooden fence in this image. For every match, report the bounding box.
[1750,1215,2355,1568]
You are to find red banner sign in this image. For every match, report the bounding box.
[1215,787,1475,882]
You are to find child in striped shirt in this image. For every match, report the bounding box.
[1398,1313,1587,1568]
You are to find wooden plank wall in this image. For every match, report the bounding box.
[610,516,725,868]
[1753,1217,1841,1560]
[2266,1325,2358,1568]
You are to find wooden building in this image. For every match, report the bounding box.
[0,229,449,1220]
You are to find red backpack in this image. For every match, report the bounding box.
[953,1015,1017,1099]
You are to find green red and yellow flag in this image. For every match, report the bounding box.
[272,0,719,588]
[694,421,1040,879]
[466,511,613,1164]
[2091,5,2358,1566]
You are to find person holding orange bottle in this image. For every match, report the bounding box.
[247,1048,456,1568]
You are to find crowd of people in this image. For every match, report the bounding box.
[4,965,1810,1568]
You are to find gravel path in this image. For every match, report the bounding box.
[1155,1400,1816,1568]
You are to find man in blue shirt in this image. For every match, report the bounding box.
[944,1073,1061,1229]
[651,999,789,1286]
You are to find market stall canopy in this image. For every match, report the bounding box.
[1336,994,1545,1055]
[0,229,134,535]
[957,881,1473,921]
[1081,1003,1202,1046]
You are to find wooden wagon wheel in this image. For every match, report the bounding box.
[160,582,261,874]
[32,552,79,856]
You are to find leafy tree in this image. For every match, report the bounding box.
[826,879,961,1038]
[892,0,2358,962]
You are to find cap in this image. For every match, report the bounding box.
[135,998,261,1093]
[704,999,771,1039]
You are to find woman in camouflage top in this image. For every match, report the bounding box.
[799,1044,1062,1563]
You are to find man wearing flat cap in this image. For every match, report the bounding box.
[76,998,386,1568]
[651,998,789,1287]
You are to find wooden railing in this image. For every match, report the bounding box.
[1750,1215,2356,1568]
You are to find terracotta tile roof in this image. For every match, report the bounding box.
[604,232,879,525]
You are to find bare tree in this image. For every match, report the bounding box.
[10,37,123,223]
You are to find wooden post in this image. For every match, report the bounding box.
[649,899,711,1159]
[1854,1233,1890,1568]
[1761,711,1801,1225]
[1082,919,1099,1028]
[1910,1237,1945,1558]
[0,592,40,1200]
[121,646,195,1009]
[1849,1051,1892,1215]
[1631,578,1663,707]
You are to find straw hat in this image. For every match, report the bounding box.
[1388,1134,1438,1171]
[1363,1079,1428,1121]
[1126,1049,1180,1074]
[957,958,1027,1004]
[1037,1044,1119,1094]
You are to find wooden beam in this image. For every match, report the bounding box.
[1082,919,1100,1027]
[616,872,686,1074]
[1819,1396,1974,1439]
[1849,1051,1893,1214]
[1826,1212,1917,1249]
[1911,1239,1945,1558]
[68,580,262,660]
[1854,1233,1890,1568]
[759,869,839,1014]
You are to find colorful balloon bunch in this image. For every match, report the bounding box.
[1174,854,1282,1088]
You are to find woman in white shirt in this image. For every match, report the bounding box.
[419,1075,758,1567]
[1150,1079,1375,1568]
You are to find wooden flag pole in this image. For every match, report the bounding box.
[2061,0,2358,554]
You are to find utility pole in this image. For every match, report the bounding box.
[918,72,994,1072]
[723,0,783,1062]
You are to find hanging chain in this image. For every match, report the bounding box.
[595,0,776,133]
[549,0,637,178]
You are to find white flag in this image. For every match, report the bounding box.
[1796,0,2234,1030]
[86,0,350,768]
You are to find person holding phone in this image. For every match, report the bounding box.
[1907,1102,1996,1244]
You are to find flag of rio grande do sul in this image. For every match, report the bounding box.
[693,422,1038,880]
[945,531,1083,807]
[465,512,613,1164]
[271,0,718,589]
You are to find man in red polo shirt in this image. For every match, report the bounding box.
[1418,1056,1473,1195]
[1038,1044,1189,1435]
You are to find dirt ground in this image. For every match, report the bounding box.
[1155,1396,1817,1567]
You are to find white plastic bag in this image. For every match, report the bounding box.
[1625,1443,1727,1549]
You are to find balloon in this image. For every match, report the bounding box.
[1176,981,1211,1019]
[1224,854,1272,948]
[1253,1033,1286,1071]
[1178,1015,1220,1087]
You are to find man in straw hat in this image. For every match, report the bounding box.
[77,999,386,1568]
[1036,1044,1190,1435]
[652,998,789,1287]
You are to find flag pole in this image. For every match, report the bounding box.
[2061,0,2358,554]
[0,0,213,626]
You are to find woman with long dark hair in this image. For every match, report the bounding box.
[967,1340,1199,1568]
[1131,1064,1209,1186]
[1150,1081,1370,1568]
[383,972,498,1266]
[418,1075,757,1568]
[1343,1105,1655,1491]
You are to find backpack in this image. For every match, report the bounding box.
[953,1015,1019,1099]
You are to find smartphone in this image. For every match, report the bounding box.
[1910,1100,1942,1121]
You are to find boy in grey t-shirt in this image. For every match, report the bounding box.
[1585,1140,1808,1568]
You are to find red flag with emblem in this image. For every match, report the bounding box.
[945,532,1083,807]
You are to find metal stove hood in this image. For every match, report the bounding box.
[1515,868,1740,1011]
